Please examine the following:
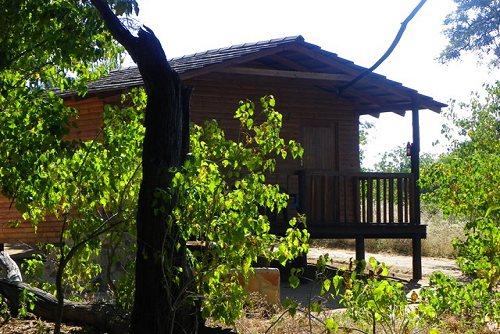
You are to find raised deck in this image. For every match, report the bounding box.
[269,169,425,279]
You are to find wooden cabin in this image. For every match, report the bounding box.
[0,36,446,279]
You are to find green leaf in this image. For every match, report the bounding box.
[325,317,338,332]
[289,274,300,289]
[322,278,331,293]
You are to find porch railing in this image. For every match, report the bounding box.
[353,172,414,224]
[296,170,415,225]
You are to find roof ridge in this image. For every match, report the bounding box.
[169,35,303,62]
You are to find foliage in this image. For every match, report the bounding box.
[1,87,145,301]
[166,96,309,324]
[0,1,143,308]
[324,257,421,334]
[373,144,435,173]
[420,271,500,329]
[0,0,124,93]
[440,0,500,67]
[421,82,499,283]
[282,253,499,333]
[0,296,10,323]
[454,208,500,287]
[18,289,36,318]
[422,83,499,218]
[287,255,427,334]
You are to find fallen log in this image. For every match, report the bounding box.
[0,272,129,334]
[0,279,129,333]
[0,250,128,333]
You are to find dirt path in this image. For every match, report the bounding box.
[308,246,463,283]
[281,247,463,307]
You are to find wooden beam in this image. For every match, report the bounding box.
[355,237,365,264]
[267,54,386,110]
[179,43,297,80]
[411,102,422,280]
[288,44,415,100]
[268,54,310,71]
[319,85,390,109]
[217,67,352,81]
[344,90,395,109]
[357,104,412,116]
[411,105,421,224]
[412,238,422,280]
[271,223,427,239]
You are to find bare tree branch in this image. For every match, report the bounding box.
[338,0,428,95]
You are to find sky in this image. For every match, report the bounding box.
[133,0,498,168]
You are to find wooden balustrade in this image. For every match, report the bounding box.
[296,169,350,224]
[353,173,414,224]
[294,170,415,227]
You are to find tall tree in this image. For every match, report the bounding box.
[2,0,198,332]
[88,1,198,333]
[440,0,500,67]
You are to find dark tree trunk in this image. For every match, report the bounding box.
[90,2,198,333]
[130,35,196,334]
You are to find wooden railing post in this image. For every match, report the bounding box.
[353,176,360,223]
[411,103,422,280]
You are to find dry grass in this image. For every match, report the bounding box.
[0,317,88,334]
[312,209,465,259]
[226,299,498,334]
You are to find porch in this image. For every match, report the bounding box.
[270,169,425,279]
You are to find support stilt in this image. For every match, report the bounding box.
[412,238,422,280]
[355,237,365,268]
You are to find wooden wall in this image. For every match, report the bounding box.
[187,73,360,223]
[0,70,361,243]
[186,72,360,173]
[0,98,105,243]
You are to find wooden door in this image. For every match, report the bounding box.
[301,124,340,224]
[302,124,338,170]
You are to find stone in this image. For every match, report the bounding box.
[243,267,280,305]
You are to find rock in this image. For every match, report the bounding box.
[243,268,280,305]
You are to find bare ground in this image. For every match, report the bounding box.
[308,246,463,283]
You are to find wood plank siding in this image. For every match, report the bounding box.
[0,71,360,243]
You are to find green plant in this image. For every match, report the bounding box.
[0,296,10,324]
[421,82,499,285]
[167,96,309,324]
[285,255,426,334]
[419,272,499,329]
[455,208,500,288]
[18,289,36,318]
[330,257,421,334]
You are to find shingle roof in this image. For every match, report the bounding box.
[81,35,446,112]
[86,36,304,94]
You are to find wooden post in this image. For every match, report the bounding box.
[355,237,365,267]
[411,103,422,280]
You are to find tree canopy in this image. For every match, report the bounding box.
[421,82,499,286]
[440,0,500,66]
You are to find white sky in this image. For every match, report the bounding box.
[135,0,499,168]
